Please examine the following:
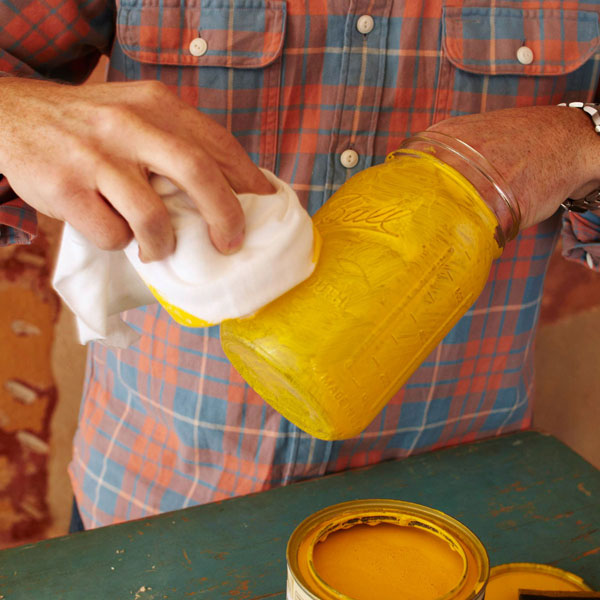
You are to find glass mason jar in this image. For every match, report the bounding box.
[220,132,520,440]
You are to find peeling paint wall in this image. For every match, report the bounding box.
[0,214,87,548]
[0,223,60,544]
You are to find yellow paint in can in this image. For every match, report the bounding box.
[486,563,593,600]
[287,500,489,600]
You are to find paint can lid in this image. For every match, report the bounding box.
[486,563,594,600]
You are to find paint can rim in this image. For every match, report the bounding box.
[287,499,489,600]
[488,563,593,591]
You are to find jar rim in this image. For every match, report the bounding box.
[394,131,521,243]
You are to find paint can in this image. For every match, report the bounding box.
[286,499,489,600]
[485,562,593,600]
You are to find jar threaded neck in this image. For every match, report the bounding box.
[390,131,521,246]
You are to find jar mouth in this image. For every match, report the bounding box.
[391,131,521,244]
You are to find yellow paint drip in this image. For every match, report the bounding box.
[312,523,464,600]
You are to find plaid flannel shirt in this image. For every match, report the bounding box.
[1,0,600,529]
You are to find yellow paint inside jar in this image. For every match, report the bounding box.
[311,523,465,600]
[145,224,322,329]
[147,283,213,328]
[222,150,504,440]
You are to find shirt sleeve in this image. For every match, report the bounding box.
[0,0,115,244]
[561,210,600,272]
[0,0,115,83]
[0,178,36,245]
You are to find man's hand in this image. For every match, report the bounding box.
[0,77,274,261]
[427,106,600,230]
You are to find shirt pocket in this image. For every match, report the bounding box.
[115,0,286,170]
[435,6,600,119]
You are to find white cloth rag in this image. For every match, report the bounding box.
[53,169,317,347]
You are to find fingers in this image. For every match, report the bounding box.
[90,103,248,254]
[221,155,275,196]
[9,79,274,258]
[94,81,274,198]
[96,163,175,262]
[189,114,275,196]
[132,126,247,254]
[63,188,133,252]
[123,83,276,197]
[169,153,246,255]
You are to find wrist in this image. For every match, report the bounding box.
[0,77,56,167]
[559,104,600,201]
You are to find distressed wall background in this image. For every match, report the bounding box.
[0,215,86,547]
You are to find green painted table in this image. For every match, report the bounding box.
[0,431,599,599]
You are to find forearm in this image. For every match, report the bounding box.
[428,105,600,230]
[0,0,115,244]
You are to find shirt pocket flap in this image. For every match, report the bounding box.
[443,7,600,76]
[117,0,286,68]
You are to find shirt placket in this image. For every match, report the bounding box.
[323,0,392,205]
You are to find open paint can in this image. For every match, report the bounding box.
[286,499,489,600]
[485,562,593,600]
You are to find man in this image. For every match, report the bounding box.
[1,0,599,529]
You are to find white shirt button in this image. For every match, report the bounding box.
[516,45,534,65]
[189,37,208,57]
[340,149,359,169]
[356,15,375,35]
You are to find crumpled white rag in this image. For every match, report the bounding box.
[53,169,317,348]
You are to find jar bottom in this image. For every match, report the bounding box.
[222,332,345,440]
